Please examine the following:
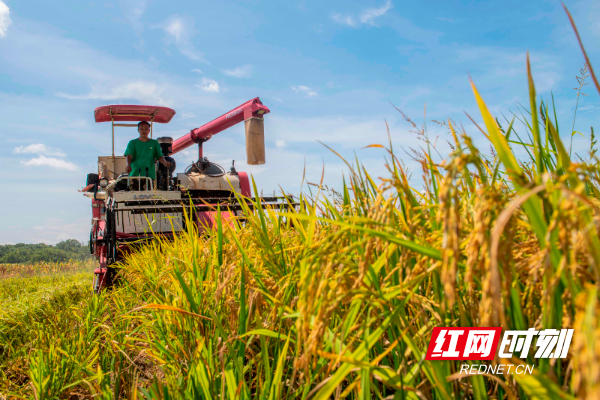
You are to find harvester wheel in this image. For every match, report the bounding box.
[89,230,94,255]
[106,206,115,261]
[110,209,117,262]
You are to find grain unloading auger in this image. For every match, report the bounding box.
[83,98,296,293]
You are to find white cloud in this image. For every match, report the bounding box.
[158,15,208,63]
[579,104,600,114]
[14,143,66,157]
[292,85,318,97]
[275,140,286,148]
[22,156,78,171]
[119,0,148,36]
[360,1,393,25]
[0,21,224,113]
[332,1,392,28]
[192,69,203,74]
[532,70,561,93]
[222,64,253,78]
[270,115,391,145]
[0,0,11,38]
[331,14,357,27]
[58,81,168,105]
[197,77,219,93]
[396,86,431,108]
[0,217,91,244]
[180,48,205,62]
[454,46,561,93]
[165,17,184,41]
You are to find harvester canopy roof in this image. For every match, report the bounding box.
[94,105,176,123]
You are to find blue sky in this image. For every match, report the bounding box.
[0,0,598,244]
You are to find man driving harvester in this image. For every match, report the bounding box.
[125,121,172,187]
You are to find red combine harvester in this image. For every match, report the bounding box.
[83,98,292,292]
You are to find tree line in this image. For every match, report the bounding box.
[0,240,91,264]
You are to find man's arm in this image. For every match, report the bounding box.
[124,140,135,174]
[154,144,171,167]
[158,156,172,167]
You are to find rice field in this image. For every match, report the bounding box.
[2,35,600,400]
[0,260,94,279]
[0,261,93,398]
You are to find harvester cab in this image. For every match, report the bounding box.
[84,98,293,293]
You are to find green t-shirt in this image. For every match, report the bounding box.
[124,138,163,179]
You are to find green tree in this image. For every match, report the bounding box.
[0,240,91,264]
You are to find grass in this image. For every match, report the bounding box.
[2,29,600,400]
